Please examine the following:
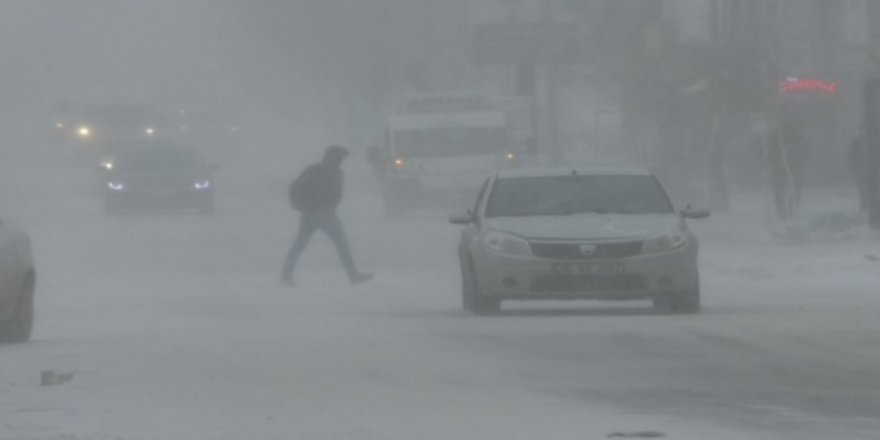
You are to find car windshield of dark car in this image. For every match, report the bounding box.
[116,147,201,173]
[485,175,675,218]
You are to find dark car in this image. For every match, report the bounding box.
[0,219,35,343]
[103,142,217,215]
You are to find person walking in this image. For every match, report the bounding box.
[281,145,373,287]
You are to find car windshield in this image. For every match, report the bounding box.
[485,174,674,218]
[115,146,201,172]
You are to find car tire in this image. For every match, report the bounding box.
[472,295,501,316]
[670,280,701,314]
[0,271,35,343]
[461,256,500,316]
[460,257,476,312]
[651,293,671,312]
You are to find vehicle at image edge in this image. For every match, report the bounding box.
[103,141,217,215]
[372,93,529,216]
[0,219,35,343]
[449,167,710,315]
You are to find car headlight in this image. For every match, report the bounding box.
[107,181,125,191]
[482,230,531,256]
[642,227,688,254]
[78,126,91,138]
[145,127,156,135]
[100,161,114,170]
[193,180,211,190]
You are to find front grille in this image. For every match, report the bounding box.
[530,240,643,259]
[530,274,647,293]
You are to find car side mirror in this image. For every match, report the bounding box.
[680,206,710,219]
[449,210,474,225]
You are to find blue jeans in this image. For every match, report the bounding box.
[282,210,357,280]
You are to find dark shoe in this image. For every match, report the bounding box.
[349,272,373,285]
[281,277,297,288]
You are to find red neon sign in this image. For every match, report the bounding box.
[780,77,838,94]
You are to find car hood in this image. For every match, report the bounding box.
[484,214,680,241]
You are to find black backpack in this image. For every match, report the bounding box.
[288,175,305,211]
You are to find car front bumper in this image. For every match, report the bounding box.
[105,189,213,209]
[469,240,698,301]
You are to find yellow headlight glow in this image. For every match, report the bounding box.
[78,126,91,137]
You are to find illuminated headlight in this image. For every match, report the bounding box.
[107,181,125,191]
[100,161,114,170]
[393,158,405,169]
[145,127,156,135]
[642,227,688,254]
[505,152,516,160]
[482,230,531,256]
[78,126,91,137]
[56,122,64,129]
[193,180,211,190]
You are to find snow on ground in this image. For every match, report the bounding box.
[1,150,879,440]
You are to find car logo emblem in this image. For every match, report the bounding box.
[578,244,597,257]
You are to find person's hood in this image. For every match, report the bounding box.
[484,213,680,240]
[322,145,349,166]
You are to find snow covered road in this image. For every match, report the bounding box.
[2,162,879,440]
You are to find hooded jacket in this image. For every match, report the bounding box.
[289,146,348,212]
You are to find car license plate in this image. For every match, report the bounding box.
[551,262,625,276]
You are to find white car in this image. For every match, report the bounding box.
[450,167,709,315]
[0,219,35,342]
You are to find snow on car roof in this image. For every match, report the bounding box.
[496,166,653,179]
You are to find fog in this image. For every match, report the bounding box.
[1,2,879,440]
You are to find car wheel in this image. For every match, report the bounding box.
[670,280,701,314]
[651,293,672,312]
[460,256,476,312]
[0,271,35,343]
[472,295,501,316]
[461,255,500,315]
